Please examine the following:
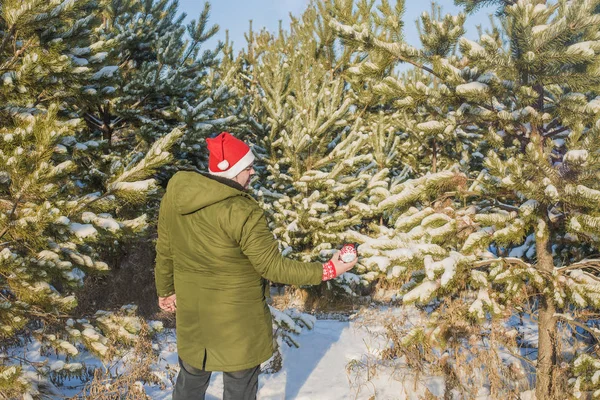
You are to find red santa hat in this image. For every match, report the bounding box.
[206,132,255,180]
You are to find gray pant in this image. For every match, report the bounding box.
[173,357,260,400]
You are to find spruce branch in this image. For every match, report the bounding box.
[556,259,600,273]
[0,24,16,56]
[471,257,531,269]
[494,200,520,212]
[0,38,36,72]
[542,126,569,138]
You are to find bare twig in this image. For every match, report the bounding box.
[0,194,22,241]
[555,313,600,343]
[472,257,532,270]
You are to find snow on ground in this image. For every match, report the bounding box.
[11,306,540,399]
[145,307,445,399]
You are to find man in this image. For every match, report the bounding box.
[155,132,357,400]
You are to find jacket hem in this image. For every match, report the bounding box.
[198,351,272,373]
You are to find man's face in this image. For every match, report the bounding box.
[234,164,255,189]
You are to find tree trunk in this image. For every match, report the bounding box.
[100,104,113,148]
[535,230,558,399]
[432,138,437,173]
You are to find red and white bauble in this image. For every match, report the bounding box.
[339,243,357,263]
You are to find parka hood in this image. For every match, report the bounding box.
[167,171,249,215]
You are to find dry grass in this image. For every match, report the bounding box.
[270,284,367,315]
[67,326,167,399]
[347,305,534,400]
[261,348,283,374]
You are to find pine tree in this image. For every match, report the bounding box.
[0,1,181,396]
[330,0,600,397]
[237,2,389,298]
[72,0,241,168]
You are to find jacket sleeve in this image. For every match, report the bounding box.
[238,205,322,286]
[155,195,175,297]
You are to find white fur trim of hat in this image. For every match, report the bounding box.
[209,149,255,180]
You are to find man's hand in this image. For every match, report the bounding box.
[158,294,177,313]
[329,250,358,277]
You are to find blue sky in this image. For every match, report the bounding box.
[177,0,495,52]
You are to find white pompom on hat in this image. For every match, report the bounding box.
[206,132,255,179]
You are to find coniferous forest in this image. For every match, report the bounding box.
[2,0,600,398]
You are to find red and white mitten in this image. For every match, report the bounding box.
[322,260,336,281]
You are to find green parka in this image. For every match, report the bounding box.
[155,171,322,372]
